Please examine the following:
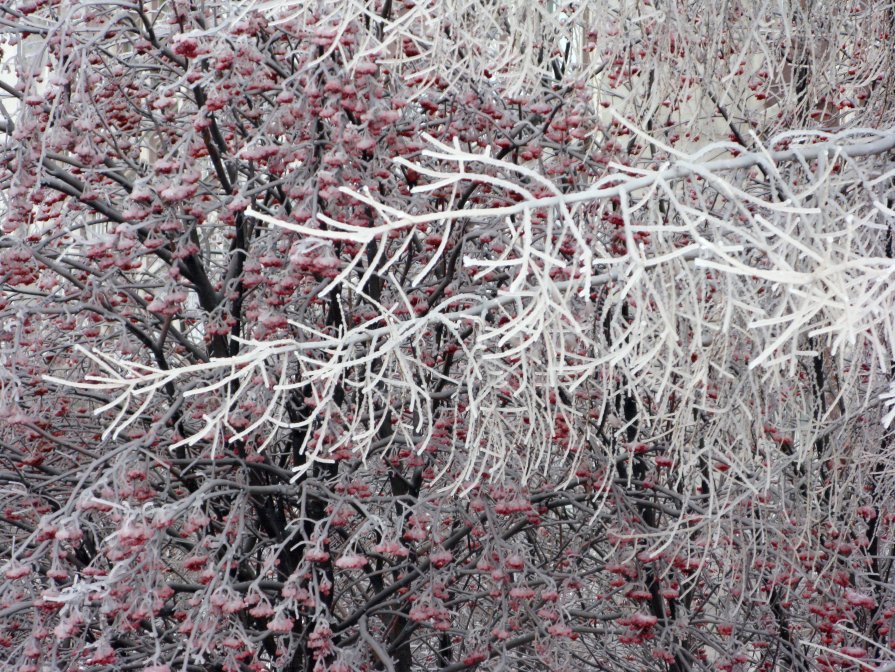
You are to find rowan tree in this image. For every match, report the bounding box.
[1,1,895,671]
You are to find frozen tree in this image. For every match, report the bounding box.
[1,0,895,671]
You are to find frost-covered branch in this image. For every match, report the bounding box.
[58,126,895,489]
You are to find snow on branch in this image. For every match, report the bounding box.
[51,125,895,487]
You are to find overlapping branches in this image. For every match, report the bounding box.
[56,126,895,494]
[4,0,895,670]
